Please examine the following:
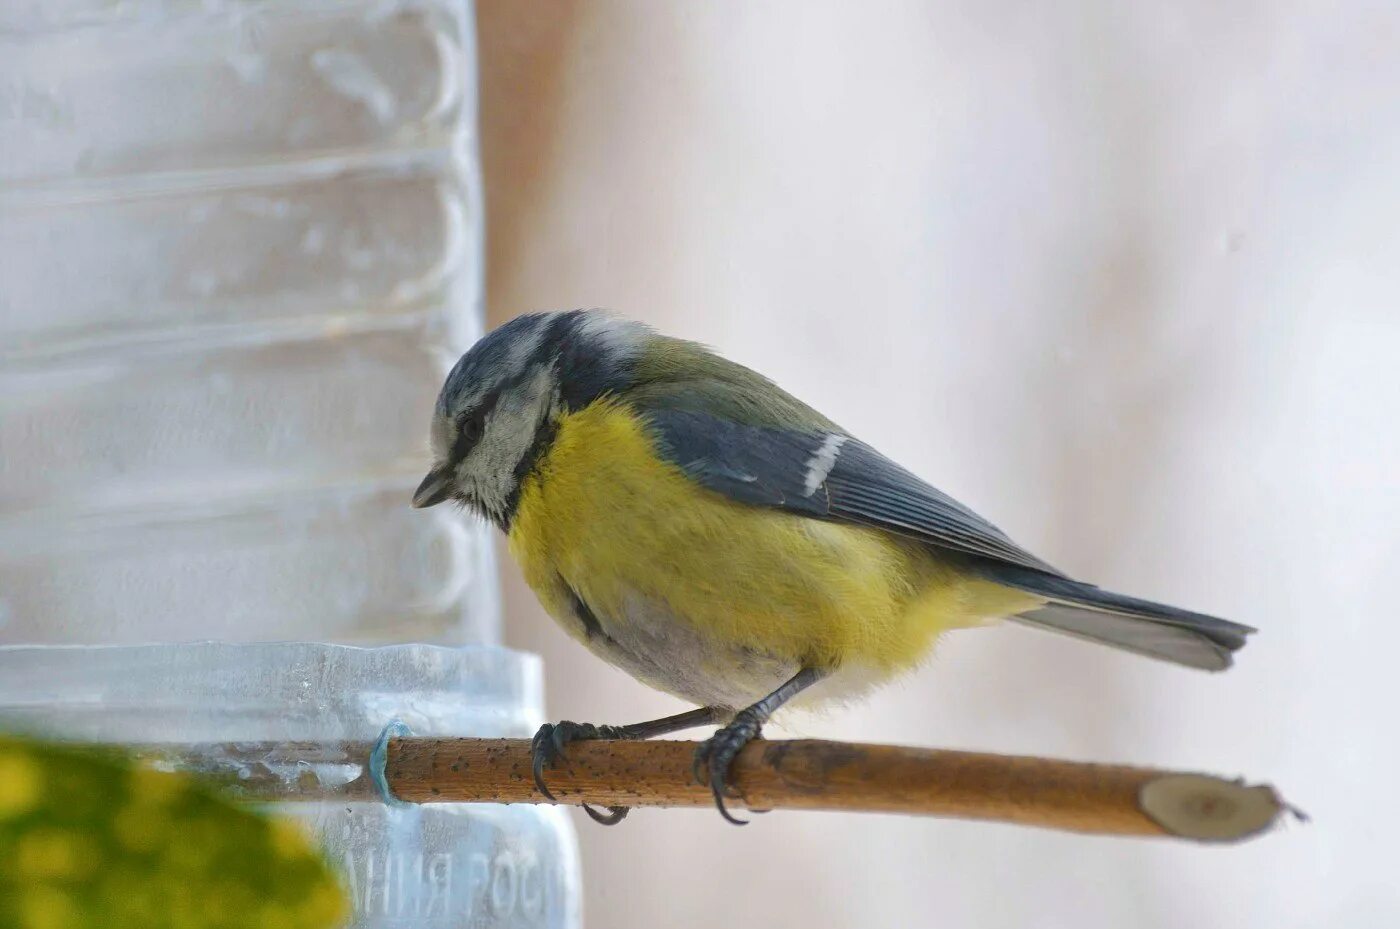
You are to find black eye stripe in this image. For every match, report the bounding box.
[448,380,509,464]
[450,410,485,461]
[444,357,560,467]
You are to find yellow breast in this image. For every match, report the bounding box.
[507,400,1035,703]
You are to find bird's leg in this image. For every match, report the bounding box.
[532,706,727,825]
[693,667,826,825]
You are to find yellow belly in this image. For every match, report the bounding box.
[507,401,1037,707]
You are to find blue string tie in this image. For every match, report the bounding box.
[370,718,414,808]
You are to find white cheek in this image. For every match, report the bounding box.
[456,429,521,511]
[574,313,649,359]
[455,367,558,513]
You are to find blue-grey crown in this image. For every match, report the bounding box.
[436,310,649,418]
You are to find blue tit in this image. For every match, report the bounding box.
[412,310,1253,824]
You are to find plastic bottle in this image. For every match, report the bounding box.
[0,0,492,643]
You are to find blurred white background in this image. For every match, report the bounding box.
[479,2,1399,926]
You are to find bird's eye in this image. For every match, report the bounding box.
[449,406,490,463]
[458,411,485,449]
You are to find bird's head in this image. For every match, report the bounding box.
[412,310,650,526]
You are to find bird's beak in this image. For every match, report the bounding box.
[412,467,453,509]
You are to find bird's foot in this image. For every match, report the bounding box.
[531,721,630,825]
[692,709,764,825]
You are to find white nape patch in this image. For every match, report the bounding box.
[573,311,651,361]
[802,433,848,496]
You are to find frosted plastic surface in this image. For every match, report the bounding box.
[1,171,468,353]
[0,0,492,644]
[0,643,581,928]
[1,5,461,183]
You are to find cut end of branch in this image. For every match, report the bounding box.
[1138,774,1292,842]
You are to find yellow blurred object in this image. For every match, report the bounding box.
[0,735,348,929]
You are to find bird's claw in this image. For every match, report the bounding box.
[582,803,631,825]
[530,721,630,825]
[693,710,763,825]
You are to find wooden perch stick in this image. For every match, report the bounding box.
[385,737,1289,842]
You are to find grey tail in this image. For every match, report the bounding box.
[977,564,1255,672]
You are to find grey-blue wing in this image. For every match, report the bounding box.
[639,406,1254,670]
[640,407,1065,576]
